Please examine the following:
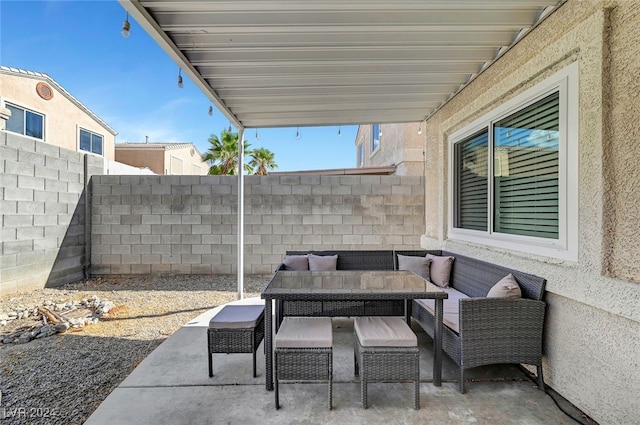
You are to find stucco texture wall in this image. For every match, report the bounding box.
[602,2,640,282]
[420,1,640,424]
[355,123,425,176]
[115,148,165,174]
[0,73,116,160]
[164,146,208,175]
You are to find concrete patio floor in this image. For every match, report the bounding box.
[84,298,583,425]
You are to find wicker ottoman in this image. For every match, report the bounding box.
[208,304,265,378]
[275,317,333,410]
[354,316,420,409]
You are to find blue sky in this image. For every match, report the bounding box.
[0,0,359,172]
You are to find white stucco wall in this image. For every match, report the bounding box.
[420,1,640,424]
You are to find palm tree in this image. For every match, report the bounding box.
[249,147,278,175]
[202,128,253,175]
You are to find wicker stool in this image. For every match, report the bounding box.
[275,317,333,410]
[208,305,265,378]
[354,316,420,409]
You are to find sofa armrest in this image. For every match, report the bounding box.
[458,298,545,368]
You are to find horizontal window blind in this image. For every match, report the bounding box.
[454,130,488,231]
[493,92,559,239]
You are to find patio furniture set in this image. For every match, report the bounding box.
[207,249,547,409]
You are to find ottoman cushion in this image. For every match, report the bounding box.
[354,317,417,347]
[209,305,265,329]
[275,317,333,349]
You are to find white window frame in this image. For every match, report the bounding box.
[4,101,45,141]
[448,62,579,261]
[78,127,104,156]
[371,123,380,154]
[170,155,184,175]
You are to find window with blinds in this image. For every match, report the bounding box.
[454,130,488,231]
[493,92,559,239]
[453,91,560,240]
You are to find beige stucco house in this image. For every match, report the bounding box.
[115,142,209,175]
[0,66,117,160]
[416,2,639,422]
[355,122,424,176]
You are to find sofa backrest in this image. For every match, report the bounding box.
[393,250,442,269]
[285,250,395,270]
[441,251,546,301]
[282,249,546,301]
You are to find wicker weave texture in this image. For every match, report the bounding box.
[207,313,264,378]
[459,298,545,367]
[441,250,546,300]
[410,253,547,393]
[275,347,333,410]
[208,325,264,354]
[354,336,420,410]
[286,250,395,270]
[282,299,405,318]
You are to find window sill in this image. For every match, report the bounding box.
[449,230,578,262]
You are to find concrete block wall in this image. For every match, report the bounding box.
[0,131,103,296]
[90,174,425,275]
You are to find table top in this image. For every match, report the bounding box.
[261,270,447,300]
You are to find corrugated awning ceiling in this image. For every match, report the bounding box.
[120,0,562,129]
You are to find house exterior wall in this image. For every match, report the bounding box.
[115,148,165,174]
[163,146,208,175]
[419,1,640,424]
[0,72,116,160]
[355,122,424,176]
[115,145,208,175]
[90,174,425,275]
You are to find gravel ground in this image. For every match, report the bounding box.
[0,275,270,425]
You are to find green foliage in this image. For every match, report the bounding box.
[201,128,253,175]
[249,147,278,175]
[202,129,278,175]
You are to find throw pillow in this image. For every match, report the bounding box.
[283,255,309,271]
[397,254,431,281]
[426,254,455,287]
[487,273,522,298]
[308,254,338,271]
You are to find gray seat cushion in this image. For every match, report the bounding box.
[209,305,265,329]
[275,317,333,349]
[354,317,417,347]
[415,287,469,333]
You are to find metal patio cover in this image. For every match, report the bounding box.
[119,0,562,131]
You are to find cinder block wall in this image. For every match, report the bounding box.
[0,132,103,296]
[90,174,425,275]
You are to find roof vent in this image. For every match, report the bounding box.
[36,82,53,100]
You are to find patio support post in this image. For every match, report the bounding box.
[237,127,245,300]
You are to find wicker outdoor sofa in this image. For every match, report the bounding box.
[276,250,415,318]
[276,249,547,393]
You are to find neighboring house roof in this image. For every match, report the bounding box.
[116,142,203,157]
[0,66,117,136]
